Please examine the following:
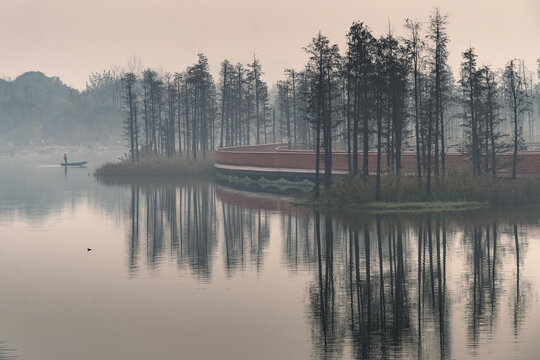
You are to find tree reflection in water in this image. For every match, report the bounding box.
[283,212,533,360]
[127,184,218,280]
[127,184,273,278]
[0,340,18,360]
[123,184,534,359]
[222,202,270,274]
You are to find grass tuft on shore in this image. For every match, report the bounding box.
[300,171,540,209]
[95,154,215,177]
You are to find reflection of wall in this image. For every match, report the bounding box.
[215,185,308,214]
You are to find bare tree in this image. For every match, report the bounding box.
[305,32,341,194]
[504,59,529,179]
[460,47,481,175]
[284,69,298,148]
[405,18,423,184]
[346,22,374,177]
[428,8,449,177]
[122,72,139,162]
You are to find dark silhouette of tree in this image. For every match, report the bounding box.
[284,69,298,148]
[405,18,424,184]
[381,29,409,176]
[460,47,481,174]
[174,72,183,155]
[504,60,529,179]
[248,56,265,145]
[183,54,215,159]
[479,65,504,177]
[304,32,341,194]
[121,72,139,161]
[164,74,177,157]
[218,60,229,148]
[372,39,386,199]
[141,69,161,154]
[346,22,374,177]
[277,78,291,147]
[428,8,450,177]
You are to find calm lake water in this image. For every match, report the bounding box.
[1,157,540,359]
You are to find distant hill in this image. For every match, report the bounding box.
[0,71,123,145]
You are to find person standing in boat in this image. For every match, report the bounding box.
[64,153,67,165]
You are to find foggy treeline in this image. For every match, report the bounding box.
[0,71,123,145]
[120,53,271,161]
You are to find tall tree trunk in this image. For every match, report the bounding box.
[134,98,139,162]
[375,92,382,200]
[192,85,197,159]
[413,49,422,184]
[128,87,135,161]
[219,64,227,148]
[426,98,433,196]
[362,77,369,178]
[513,104,518,179]
[346,72,352,174]
[487,81,496,178]
[292,71,297,149]
[353,80,359,176]
[440,111,445,177]
[255,65,260,145]
[324,69,333,189]
[177,82,182,155]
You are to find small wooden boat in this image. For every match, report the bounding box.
[60,161,87,167]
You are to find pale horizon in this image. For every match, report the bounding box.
[1,0,539,90]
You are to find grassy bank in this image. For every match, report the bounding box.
[95,154,214,177]
[298,172,540,210]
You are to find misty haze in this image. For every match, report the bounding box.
[1,1,540,359]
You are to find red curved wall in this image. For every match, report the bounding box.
[215,144,540,177]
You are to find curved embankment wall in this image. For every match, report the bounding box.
[215,144,540,178]
[214,144,540,193]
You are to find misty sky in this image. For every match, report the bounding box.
[1,0,538,89]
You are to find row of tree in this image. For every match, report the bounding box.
[117,8,540,192]
[289,9,537,196]
[120,54,276,161]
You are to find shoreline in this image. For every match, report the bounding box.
[293,199,488,213]
[292,174,540,213]
[94,155,215,178]
[94,158,540,214]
